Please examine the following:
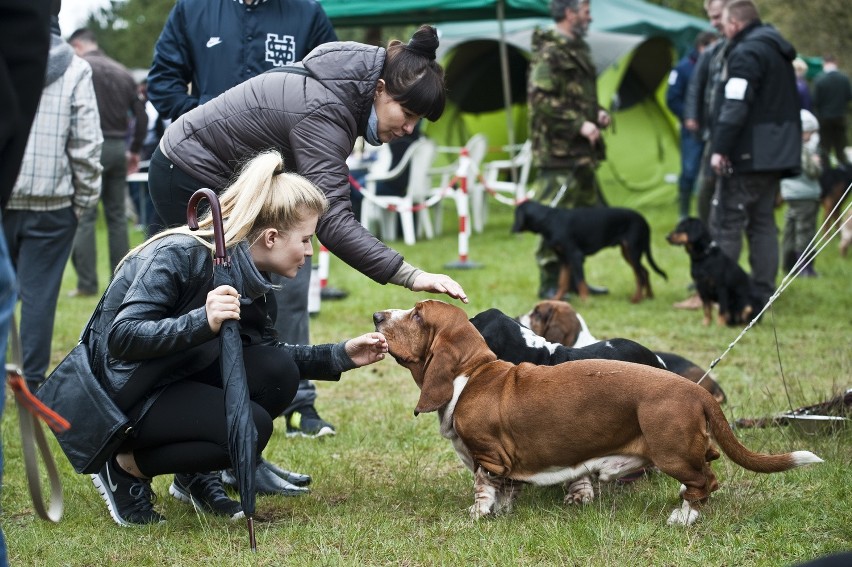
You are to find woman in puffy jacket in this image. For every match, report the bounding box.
[148,25,467,304]
[89,151,388,527]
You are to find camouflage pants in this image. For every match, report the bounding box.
[532,166,604,289]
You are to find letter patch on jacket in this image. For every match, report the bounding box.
[724,77,748,101]
[266,33,296,67]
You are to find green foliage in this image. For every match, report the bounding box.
[84,0,851,76]
[81,0,174,69]
[3,168,851,564]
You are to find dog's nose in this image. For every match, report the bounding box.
[373,312,386,327]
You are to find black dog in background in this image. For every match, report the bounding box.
[667,217,765,326]
[511,201,667,303]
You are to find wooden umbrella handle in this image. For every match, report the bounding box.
[186,188,226,261]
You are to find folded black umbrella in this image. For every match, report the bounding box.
[187,188,258,551]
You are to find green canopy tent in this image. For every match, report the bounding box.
[321,0,552,151]
[322,0,711,199]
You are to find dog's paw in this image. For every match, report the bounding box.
[564,478,595,505]
[469,502,495,520]
[667,500,700,526]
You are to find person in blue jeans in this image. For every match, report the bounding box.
[666,31,717,220]
[0,0,53,564]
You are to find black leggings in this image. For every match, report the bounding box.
[122,345,299,477]
[148,146,217,228]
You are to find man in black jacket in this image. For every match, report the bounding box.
[709,0,801,303]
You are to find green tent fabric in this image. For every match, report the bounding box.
[320,0,550,27]
[322,0,709,200]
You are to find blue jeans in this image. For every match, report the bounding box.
[3,208,77,387]
[0,211,19,567]
[678,127,705,219]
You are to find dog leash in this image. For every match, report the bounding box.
[697,186,852,388]
[6,315,68,522]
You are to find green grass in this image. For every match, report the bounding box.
[3,172,851,566]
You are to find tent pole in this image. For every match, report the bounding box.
[496,0,518,183]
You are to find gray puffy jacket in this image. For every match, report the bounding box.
[161,41,403,284]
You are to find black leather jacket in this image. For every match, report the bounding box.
[86,234,354,419]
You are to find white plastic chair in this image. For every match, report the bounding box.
[429,133,489,234]
[360,138,437,246]
[482,139,533,200]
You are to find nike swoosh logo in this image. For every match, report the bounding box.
[206,37,222,48]
[106,464,118,492]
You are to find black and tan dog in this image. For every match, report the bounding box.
[374,300,821,525]
[512,201,667,303]
[469,308,664,369]
[516,300,727,403]
[666,217,764,326]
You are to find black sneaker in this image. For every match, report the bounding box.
[169,472,244,520]
[91,457,165,526]
[285,405,336,438]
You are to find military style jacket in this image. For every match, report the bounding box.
[527,27,606,170]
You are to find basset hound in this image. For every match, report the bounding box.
[374,300,821,525]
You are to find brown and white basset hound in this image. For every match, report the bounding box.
[373,300,821,525]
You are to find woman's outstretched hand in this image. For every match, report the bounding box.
[345,332,389,367]
[411,272,469,303]
[206,285,241,333]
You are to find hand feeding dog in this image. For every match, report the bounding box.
[666,217,766,326]
[374,300,821,525]
[511,201,667,303]
[517,299,727,403]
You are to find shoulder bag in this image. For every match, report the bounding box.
[35,294,133,474]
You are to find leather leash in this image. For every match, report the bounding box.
[6,315,68,522]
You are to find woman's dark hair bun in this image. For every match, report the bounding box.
[405,24,439,61]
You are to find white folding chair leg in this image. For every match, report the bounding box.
[417,208,434,240]
[360,200,373,232]
[399,212,416,246]
[470,184,485,233]
[380,209,398,242]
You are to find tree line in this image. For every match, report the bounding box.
[81,0,849,79]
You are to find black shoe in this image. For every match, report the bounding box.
[91,457,165,526]
[320,286,349,300]
[169,472,244,520]
[537,287,571,301]
[221,463,311,496]
[285,405,336,438]
[259,458,311,487]
[573,284,609,296]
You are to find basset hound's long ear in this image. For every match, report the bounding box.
[412,302,475,415]
[542,303,581,347]
[414,327,461,415]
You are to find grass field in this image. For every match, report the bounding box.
[3,170,851,566]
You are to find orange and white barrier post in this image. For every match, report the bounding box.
[445,148,481,269]
[318,245,331,292]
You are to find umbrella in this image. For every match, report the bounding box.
[187,188,258,551]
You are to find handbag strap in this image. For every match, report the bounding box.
[79,289,108,344]
[6,315,65,522]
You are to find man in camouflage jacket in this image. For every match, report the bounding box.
[527,0,610,298]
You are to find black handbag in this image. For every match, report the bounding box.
[35,295,133,474]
